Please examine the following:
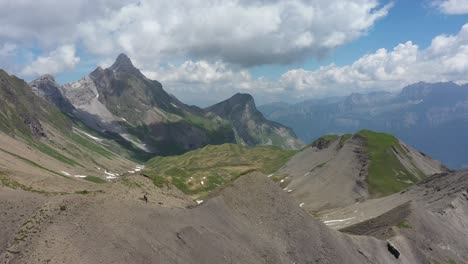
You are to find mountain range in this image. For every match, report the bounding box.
[259,82,468,169]
[0,54,467,264]
[53,53,302,156]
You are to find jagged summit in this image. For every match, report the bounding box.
[29,74,75,115]
[34,74,56,83]
[109,53,141,76]
[30,74,58,96]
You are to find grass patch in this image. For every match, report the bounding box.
[75,190,90,195]
[0,173,63,195]
[33,142,82,167]
[120,178,144,188]
[144,143,297,195]
[152,175,168,188]
[356,130,419,197]
[84,176,107,184]
[70,132,115,159]
[396,220,412,229]
[320,134,340,141]
[0,147,65,178]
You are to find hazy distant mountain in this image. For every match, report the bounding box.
[259,82,468,169]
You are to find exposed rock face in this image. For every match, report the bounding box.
[30,75,75,115]
[206,93,303,150]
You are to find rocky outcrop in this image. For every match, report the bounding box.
[30,75,75,115]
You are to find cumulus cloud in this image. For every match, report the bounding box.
[432,0,468,14]
[78,0,392,67]
[143,60,276,106]
[0,0,130,47]
[21,45,80,76]
[275,23,468,98]
[157,23,468,104]
[0,43,16,57]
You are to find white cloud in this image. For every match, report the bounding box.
[0,0,130,47]
[433,0,468,14]
[21,45,80,77]
[156,23,468,105]
[76,0,391,67]
[144,60,272,106]
[275,23,468,97]
[0,43,16,56]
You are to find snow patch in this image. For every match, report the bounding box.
[74,175,87,178]
[323,217,356,224]
[60,171,71,176]
[196,200,204,205]
[267,174,274,178]
[73,127,103,142]
[299,203,305,208]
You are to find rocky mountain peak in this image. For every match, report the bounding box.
[229,93,254,105]
[30,74,59,96]
[109,53,141,76]
[206,93,256,119]
[29,75,75,114]
[35,74,56,83]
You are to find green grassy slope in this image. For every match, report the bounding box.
[0,70,134,172]
[144,143,297,196]
[356,130,421,197]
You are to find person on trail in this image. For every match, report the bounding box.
[143,194,148,203]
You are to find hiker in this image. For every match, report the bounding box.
[143,194,148,203]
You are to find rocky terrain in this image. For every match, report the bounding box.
[260,82,468,169]
[277,131,447,213]
[1,168,467,264]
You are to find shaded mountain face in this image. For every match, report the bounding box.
[259,82,468,169]
[206,93,303,150]
[276,130,447,213]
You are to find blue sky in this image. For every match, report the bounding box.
[251,0,468,79]
[1,0,468,105]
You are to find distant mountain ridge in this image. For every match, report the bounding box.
[259,82,468,169]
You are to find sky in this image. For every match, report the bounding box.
[1,0,468,106]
